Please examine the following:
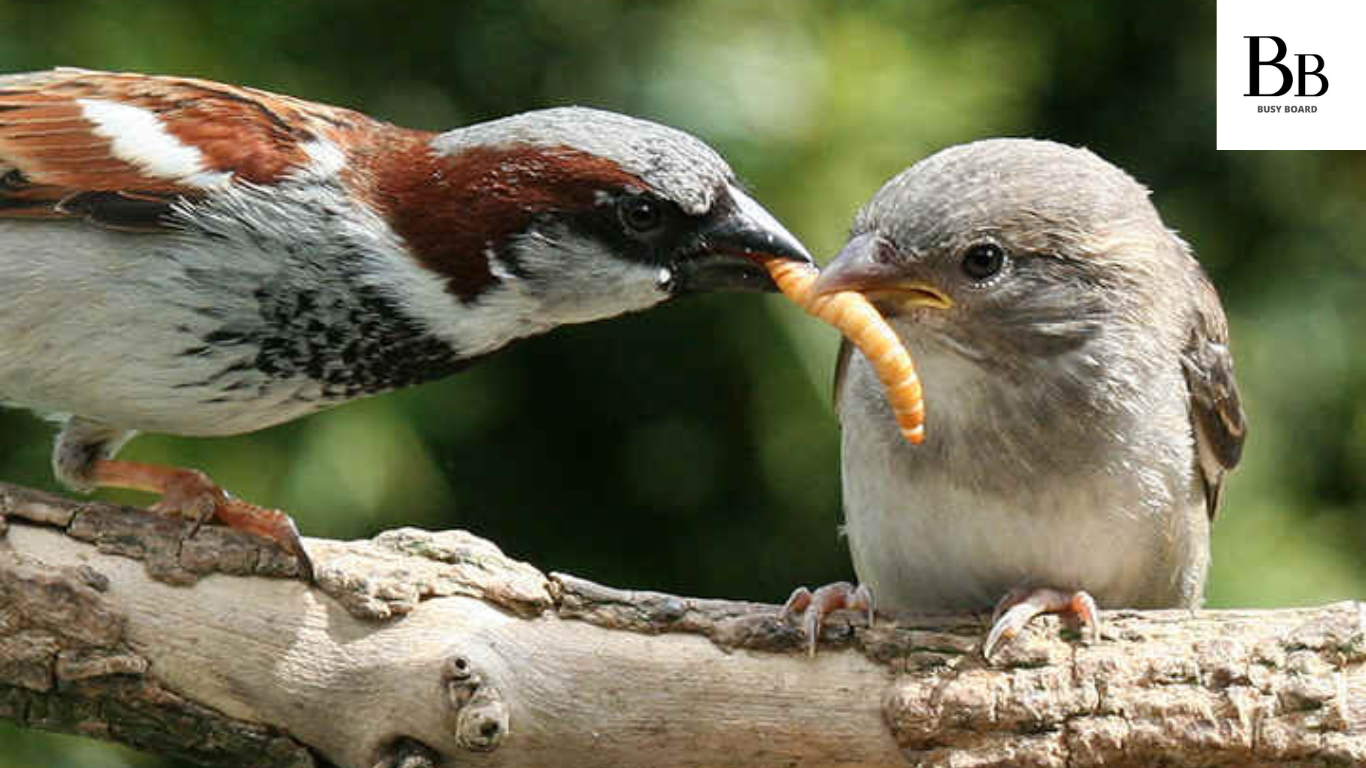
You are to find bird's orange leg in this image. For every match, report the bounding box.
[89,459,313,581]
[983,587,1099,660]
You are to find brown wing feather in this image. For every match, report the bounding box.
[1181,271,1247,519]
[0,68,381,228]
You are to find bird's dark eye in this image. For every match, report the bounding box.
[618,196,664,234]
[961,242,1006,281]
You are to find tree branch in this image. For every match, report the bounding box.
[1,481,1363,768]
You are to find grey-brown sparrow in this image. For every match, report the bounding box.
[785,139,1245,658]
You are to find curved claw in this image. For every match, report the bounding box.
[983,587,1099,661]
[781,581,874,657]
[213,498,315,582]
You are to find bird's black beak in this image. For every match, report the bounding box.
[814,232,952,310]
[671,184,813,294]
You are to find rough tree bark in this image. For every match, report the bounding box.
[0,481,1363,768]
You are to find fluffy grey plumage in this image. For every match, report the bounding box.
[829,139,1246,616]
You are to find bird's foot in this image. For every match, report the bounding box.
[983,587,1098,660]
[90,459,313,581]
[781,581,874,656]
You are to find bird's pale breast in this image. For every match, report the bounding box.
[837,337,1210,612]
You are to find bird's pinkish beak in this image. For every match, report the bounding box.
[814,232,952,310]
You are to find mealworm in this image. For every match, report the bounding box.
[762,256,925,444]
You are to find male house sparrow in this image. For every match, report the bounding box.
[0,68,811,578]
[786,139,1245,657]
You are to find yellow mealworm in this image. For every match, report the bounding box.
[762,256,925,444]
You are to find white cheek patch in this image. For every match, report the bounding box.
[77,98,232,189]
[504,230,670,326]
[387,229,670,358]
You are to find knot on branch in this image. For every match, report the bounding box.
[443,653,508,752]
[372,737,441,768]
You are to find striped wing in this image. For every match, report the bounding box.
[0,68,374,229]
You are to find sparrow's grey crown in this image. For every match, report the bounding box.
[431,107,733,216]
[855,138,1166,258]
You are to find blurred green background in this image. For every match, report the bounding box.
[1,0,1363,765]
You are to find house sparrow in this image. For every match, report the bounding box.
[0,68,812,579]
[784,139,1245,658]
